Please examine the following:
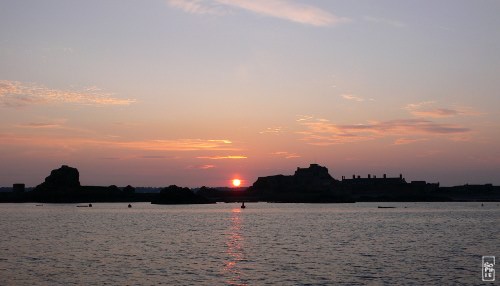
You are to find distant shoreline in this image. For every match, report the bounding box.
[2,164,499,204]
[0,191,499,204]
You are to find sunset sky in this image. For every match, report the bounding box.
[1,0,499,187]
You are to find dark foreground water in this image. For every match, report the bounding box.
[0,202,498,285]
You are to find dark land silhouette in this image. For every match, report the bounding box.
[151,185,214,204]
[246,164,352,203]
[0,164,499,203]
[1,165,156,203]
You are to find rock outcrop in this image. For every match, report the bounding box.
[34,165,81,193]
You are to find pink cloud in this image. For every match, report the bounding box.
[393,138,428,145]
[340,94,364,102]
[196,155,247,160]
[271,151,300,159]
[0,135,238,152]
[0,80,135,108]
[216,0,348,26]
[404,102,479,118]
[298,117,470,145]
[168,0,349,26]
[259,127,285,134]
[186,164,217,169]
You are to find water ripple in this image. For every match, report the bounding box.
[0,202,498,285]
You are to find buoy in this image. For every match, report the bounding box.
[128,204,132,208]
[89,203,92,207]
[241,202,246,209]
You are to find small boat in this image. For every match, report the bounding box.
[378,206,396,209]
[241,202,246,209]
[78,203,92,208]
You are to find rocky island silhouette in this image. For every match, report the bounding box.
[0,164,499,203]
[151,185,214,205]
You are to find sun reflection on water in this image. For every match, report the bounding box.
[223,207,247,286]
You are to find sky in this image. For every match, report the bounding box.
[1,0,500,187]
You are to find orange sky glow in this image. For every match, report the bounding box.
[1,1,500,187]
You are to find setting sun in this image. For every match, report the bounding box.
[232,179,241,187]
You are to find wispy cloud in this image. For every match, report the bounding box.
[17,122,64,129]
[167,0,226,15]
[16,118,68,129]
[141,155,171,159]
[339,94,374,102]
[199,164,216,169]
[271,151,300,159]
[0,135,238,152]
[0,80,135,108]
[296,115,314,122]
[393,138,428,145]
[341,94,362,102]
[259,126,285,135]
[411,108,464,118]
[298,117,470,145]
[119,139,236,151]
[186,164,216,169]
[208,139,232,144]
[14,119,97,137]
[168,0,349,26]
[196,155,247,159]
[217,0,348,26]
[404,101,479,118]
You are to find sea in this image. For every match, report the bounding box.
[0,202,498,285]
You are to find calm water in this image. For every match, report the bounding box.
[0,202,498,285]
